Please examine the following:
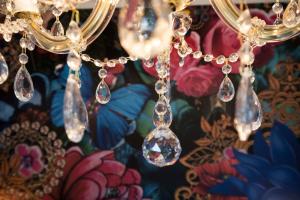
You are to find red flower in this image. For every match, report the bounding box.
[44,147,143,200]
[193,159,246,200]
[176,65,223,97]
[105,63,125,86]
[143,31,200,80]
[203,9,274,73]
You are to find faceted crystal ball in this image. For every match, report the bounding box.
[142,127,182,167]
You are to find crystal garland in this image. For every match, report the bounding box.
[2,0,299,167]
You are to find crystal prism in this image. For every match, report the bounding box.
[218,76,235,102]
[64,74,88,143]
[0,53,9,84]
[118,0,173,59]
[251,89,263,131]
[143,127,181,167]
[66,20,81,43]
[282,0,299,28]
[14,66,34,102]
[51,20,64,36]
[95,80,111,104]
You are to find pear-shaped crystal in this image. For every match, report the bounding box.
[64,74,88,143]
[218,76,235,102]
[66,20,81,43]
[14,66,34,102]
[283,0,299,28]
[251,90,263,131]
[142,127,181,167]
[51,20,64,36]
[96,80,111,104]
[118,0,173,59]
[234,69,256,141]
[0,53,9,84]
[153,103,172,128]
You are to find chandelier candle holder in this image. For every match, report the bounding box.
[1,0,300,167]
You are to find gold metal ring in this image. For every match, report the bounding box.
[18,0,119,54]
[209,0,300,42]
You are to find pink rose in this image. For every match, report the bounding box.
[44,147,143,200]
[143,31,200,80]
[203,9,274,73]
[176,65,223,97]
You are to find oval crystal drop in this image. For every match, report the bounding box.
[118,0,173,59]
[0,53,9,84]
[218,76,235,102]
[66,20,81,43]
[282,0,299,28]
[51,20,65,36]
[142,127,181,167]
[14,66,34,102]
[96,80,111,104]
[63,74,88,143]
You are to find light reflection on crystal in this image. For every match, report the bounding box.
[0,53,9,84]
[218,76,235,102]
[282,0,299,28]
[64,74,88,143]
[51,20,64,36]
[251,89,263,131]
[14,65,34,102]
[142,127,181,167]
[95,80,111,104]
[153,102,172,127]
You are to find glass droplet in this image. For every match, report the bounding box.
[283,0,299,28]
[142,127,181,167]
[66,20,81,43]
[19,53,28,65]
[96,80,111,104]
[218,76,235,102]
[51,20,65,37]
[64,74,88,143]
[118,0,173,59]
[272,3,283,14]
[222,64,232,74]
[0,53,9,84]
[98,68,107,79]
[14,66,34,102]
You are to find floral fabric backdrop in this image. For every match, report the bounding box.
[1,4,300,200]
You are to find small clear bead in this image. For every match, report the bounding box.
[107,60,116,68]
[272,3,283,14]
[155,80,168,94]
[130,56,138,61]
[222,64,232,74]
[98,68,107,78]
[193,51,202,59]
[119,57,128,64]
[26,40,35,51]
[94,59,103,67]
[204,54,213,62]
[81,54,91,62]
[144,59,154,68]
[19,53,28,64]
[229,53,239,62]
[216,55,226,65]
[19,38,27,48]
[3,33,12,42]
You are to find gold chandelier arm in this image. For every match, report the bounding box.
[209,0,300,42]
[17,0,119,54]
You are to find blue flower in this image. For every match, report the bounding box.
[51,64,151,149]
[209,121,300,200]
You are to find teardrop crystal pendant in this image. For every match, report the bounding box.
[118,0,173,59]
[95,80,111,104]
[251,90,263,131]
[218,76,235,102]
[0,53,9,84]
[142,127,182,167]
[14,65,34,102]
[51,20,64,36]
[66,20,81,43]
[234,68,256,141]
[64,74,88,143]
[283,0,299,28]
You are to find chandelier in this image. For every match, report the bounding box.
[0,0,299,167]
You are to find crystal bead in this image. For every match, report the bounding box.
[3,33,12,42]
[218,76,235,102]
[66,20,81,43]
[118,0,173,59]
[119,57,128,64]
[272,3,283,14]
[204,54,213,62]
[19,53,28,64]
[98,68,107,79]
[0,53,9,84]
[228,53,239,62]
[144,58,154,68]
[94,59,103,67]
[64,74,88,143]
[172,12,192,37]
[153,101,172,127]
[26,39,35,51]
[155,62,169,79]
[222,64,232,74]
[216,55,226,65]
[14,66,34,102]
[96,80,111,104]
[155,80,168,94]
[19,38,27,48]
[52,7,62,17]
[193,51,202,59]
[155,100,169,115]
[283,0,299,28]
[142,127,181,167]
[51,20,64,37]
[81,54,91,62]
[67,51,81,71]
[107,60,116,68]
